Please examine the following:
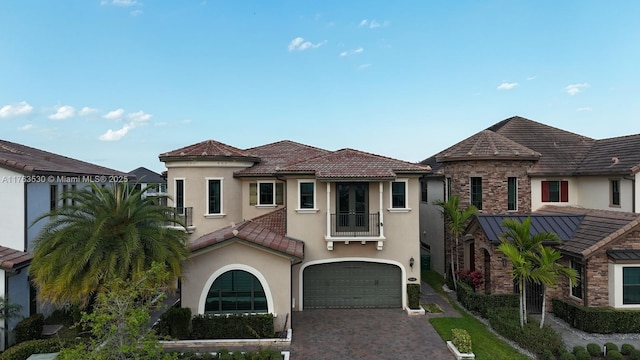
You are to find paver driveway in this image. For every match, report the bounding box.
[290,308,453,360]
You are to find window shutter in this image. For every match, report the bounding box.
[276,183,284,205]
[541,181,550,202]
[250,183,257,205]
[560,181,569,202]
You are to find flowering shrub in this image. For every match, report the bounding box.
[456,269,483,291]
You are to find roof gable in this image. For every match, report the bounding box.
[159,139,259,162]
[435,130,540,162]
[236,140,330,177]
[277,148,431,180]
[0,139,127,176]
[129,167,166,184]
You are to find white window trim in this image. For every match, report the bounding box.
[257,181,276,207]
[296,179,318,213]
[569,260,582,300]
[174,178,185,213]
[388,179,411,212]
[205,177,225,217]
[609,263,640,309]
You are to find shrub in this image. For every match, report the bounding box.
[456,281,518,317]
[157,307,192,339]
[622,343,636,355]
[487,307,564,358]
[0,339,63,360]
[191,314,274,339]
[542,349,556,360]
[630,349,640,360]
[559,352,576,360]
[451,328,472,354]
[606,350,623,360]
[605,342,619,353]
[574,349,590,360]
[587,343,602,357]
[407,284,420,309]
[553,298,640,333]
[14,313,44,344]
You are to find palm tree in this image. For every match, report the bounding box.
[496,217,561,328]
[30,182,189,308]
[434,195,479,288]
[533,246,577,328]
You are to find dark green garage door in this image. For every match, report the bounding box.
[303,261,402,309]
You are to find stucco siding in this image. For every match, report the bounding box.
[0,167,25,251]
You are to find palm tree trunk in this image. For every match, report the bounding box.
[540,286,546,328]
[450,234,457,290]
[523,284,528,324]
[519,284,524,329]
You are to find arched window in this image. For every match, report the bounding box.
[204,270,267,313]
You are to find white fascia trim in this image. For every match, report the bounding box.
[297,257,407,311]
[205,177,224,215]
[197,263,275,315]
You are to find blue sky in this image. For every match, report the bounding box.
[1,1,639,173]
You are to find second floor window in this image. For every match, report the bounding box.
[175,179,185,213]
[507,177,517,211]
[611,179,621,207]
[250,182,284,206]
[391,181,407,208]
[541,180,568,202]
[207,179,222,214]
[470,177,482,210]
[421,180,428,203]
[299,181,315,209]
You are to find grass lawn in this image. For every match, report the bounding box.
[423,270,531,360]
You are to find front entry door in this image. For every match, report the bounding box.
[336,183,368,233]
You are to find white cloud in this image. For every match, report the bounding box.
[359,19,388,29]
[103,108,125,120]
[577,107,593,112]
[369,20,380,28]
[180,119,193,124]
[497,82,518,90]
[48,105,75,120]
[101,0,138,6]
[288,37,325,51]
[18,124,34,131]
[128,110,152,123]
[340,47,364,57]
[0,101,33,118]
[99,124,131,141]
[358,63,372,70]
[359,19,368,27]
[79,106,98,116]
[565,83,590,95]
[130,9,143,16]
[527,75,537,80]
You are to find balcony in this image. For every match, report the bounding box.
[329,212,380,237]
[165,207,194,231]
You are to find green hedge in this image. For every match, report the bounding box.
[407,284,420,309]
[0,339,63,360]
[552,298,640,333]
[455,281,518,318]
[157,307,192,339]
[14,314,44,344]
[191,314,274,339]
[488,307,564,358]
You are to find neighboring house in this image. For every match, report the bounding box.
[0,139,128,350]
[419,116,640,312]
[159,140,430,331]
[421,116,640,275]
[129,167,167,206]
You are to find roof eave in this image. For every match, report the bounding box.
[436,155,540,163]
[159,155,261,163]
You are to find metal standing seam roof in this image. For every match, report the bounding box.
[475,214,584,244]
[607,250,640,261]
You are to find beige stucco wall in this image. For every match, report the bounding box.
[164,160,251,239]
[573,176,635,213]
[181,241,293,331]
[240,180,286,220]
[286,177,422,311]
[531,177,580,211]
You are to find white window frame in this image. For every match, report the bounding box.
[609,263,640,309]
[388,179,411,212]
[257,181,276,207]
[569,260,582,300]
[205,177,225,217]
[296,180,318,213]
[174,178,185,214]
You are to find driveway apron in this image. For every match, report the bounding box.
[290,308,453,360]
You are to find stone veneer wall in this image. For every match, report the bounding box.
[441,159,535,214]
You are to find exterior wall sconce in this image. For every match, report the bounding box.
[502,258,508,268]
[409,257,415,271]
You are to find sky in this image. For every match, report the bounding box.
[1,1,640,174]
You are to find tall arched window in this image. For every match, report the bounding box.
[205,270,267,313]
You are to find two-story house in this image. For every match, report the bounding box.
[159,139,431,331]
[0,139,129,349]
[419,116,640,311]
[129,167,167,206]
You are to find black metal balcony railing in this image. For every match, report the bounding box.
[330,212,380,237]
[165,207,193,227]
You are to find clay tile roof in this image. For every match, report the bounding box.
[535,205,640,258]
[435,130,540,162]
[189,209,303,259]
[128,167,166,184]
[0,246,33,270]
[487,116,596,175]
[235,140,330,177]
[0,139,128,176]
[574,134,640,176]
[159,140,259,162]
[277,148,431,180]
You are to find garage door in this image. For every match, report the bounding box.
[303,261,402,309]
